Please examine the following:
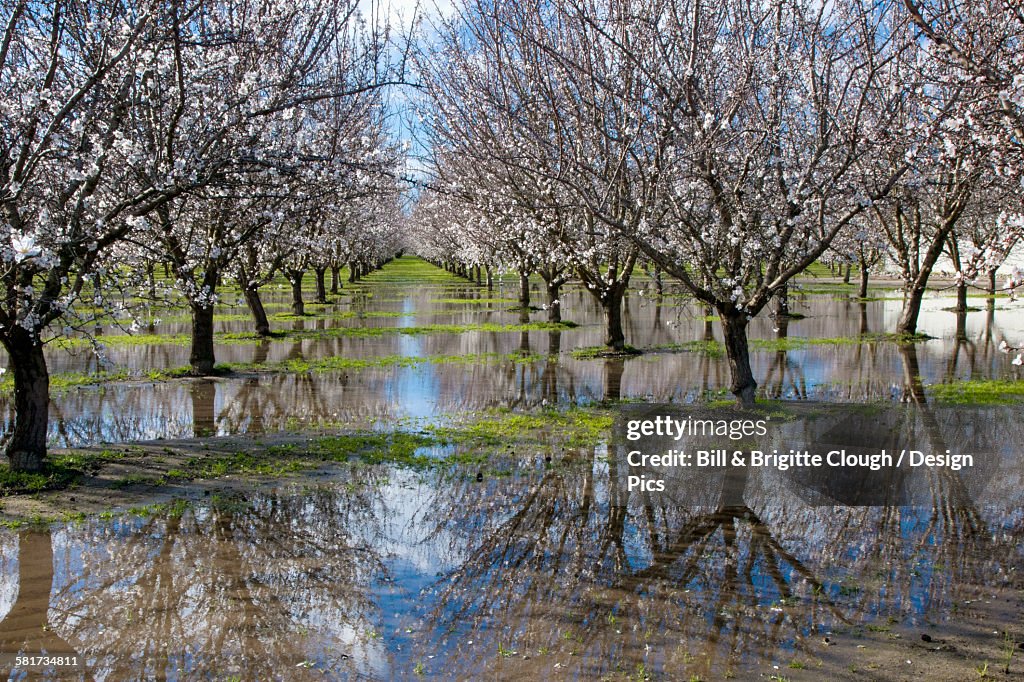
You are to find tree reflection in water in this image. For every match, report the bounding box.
[0,408,1021,680]
[410,410,1023,679]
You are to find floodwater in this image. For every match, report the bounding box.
[2,259,1024,680]
[2,261,1023,447]
[1,403,1023,680]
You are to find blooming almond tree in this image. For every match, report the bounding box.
[574,0,915,403]
[901,0,1024,324]
[0,0,169,471]
[417,0,642,348]
[127,0,397,374]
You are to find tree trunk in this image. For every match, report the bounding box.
[290,271,305,316]
[330,265,341,294]
[718,308,757,406]
[897,284,927,336]
[314,267,327,304]
[858,260,869,299]
[545,280,562,323]
[2,332,49,472]
[898,216,958,335]
[988,269,997,295]
[241,284,271,337]
[955,310,968,342]
[955,282,968,314]
[348,262,358,283]
[486,266,494,290]
[843,264,851,284]
[519,271,531,308]
[603,286,626,350]
[189,303,217,376]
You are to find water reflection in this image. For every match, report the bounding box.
[1,405,1021,680]
[2,278,1024,447]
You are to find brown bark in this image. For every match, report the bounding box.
[858,260,869,299]
[955,282,968,313]
[314,266,328,304]
[2,330,49,471]
[718,307,757,406]
[330,265,341,294]
[241,283,271,337]
[603,286,626,350]
[773,285,790,317]
[545,280,562,323]
[189,302,217,375]
[289,270,305,316]
[518,271,531,308]
[897,284,927,335]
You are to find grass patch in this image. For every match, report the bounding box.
[749,333,928,352]
[186,449,313,478]
[649,333,930,357]
[0,466,78,495]
[313,433,439,467]
[428,406,613,449]
[219,320,578,344]
[1,352,549,397]
[651,340,724,358]
[927,379,1024,405]
[570,345,643,359]
[0,448,130,495]
[0,366,195,395]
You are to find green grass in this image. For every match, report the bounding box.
[0,467,76,495]
[0,352,547,397]
[222,351,546,375]
[0,366,193,394]
[651,340,724,357]
[649,333,930,357]
[927,379,1024,405]
[428,406,613,449]
[1,448,128,495]
[570,345,643,359]
[0,406,613,500]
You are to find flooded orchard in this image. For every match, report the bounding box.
[6,258,1024,446]
[2,258,1024,680]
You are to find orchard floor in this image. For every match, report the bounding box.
[1,256,1023,681]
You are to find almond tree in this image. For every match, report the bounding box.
[902,0,1024,312]
[556,0,914,402]
[1,0,169,471]
[951,209,1024,298]
[416,0,641,349]
[129,0,398,374]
